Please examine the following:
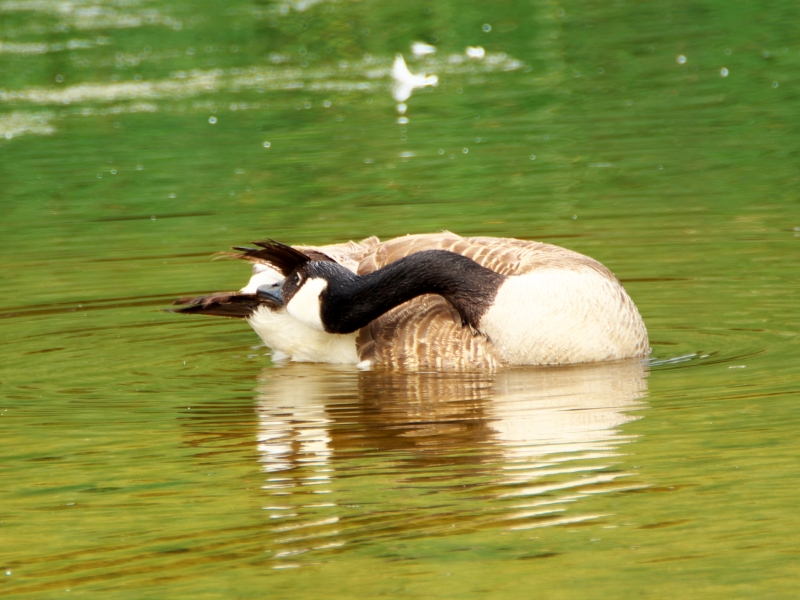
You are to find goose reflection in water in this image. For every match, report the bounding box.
[255,361,648,563]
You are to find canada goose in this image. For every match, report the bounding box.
[174,232,649,369]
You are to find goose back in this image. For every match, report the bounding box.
[357,232,612,278]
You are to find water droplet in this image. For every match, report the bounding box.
[208,116,217,124]
[397,116,409,124]
[658,165,663,170]
[530,155,536,160]
[597,67,604,74]
[462,147,469,154]
[676,55,687,64]
[438,149,445,155]
[151,215,156,221]
[322,100,331,108]
[482,23,492,32]
[304,102,311,109]
[169,193,176,199]
[573,215,578,219]
[111,169,117,174]
[720,67,729,77]
[136,165,143,170]
[263,141,271,148]
[772,81,779,88]
[97,173,102,179]
[55,74,64,83]
[475,137,482,143]
[725,48,732,55]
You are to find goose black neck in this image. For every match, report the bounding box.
[320,250,506,334]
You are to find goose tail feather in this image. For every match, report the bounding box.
[172,292,271,319]
[230,240,315,276]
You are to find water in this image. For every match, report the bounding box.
[2,0,800,597]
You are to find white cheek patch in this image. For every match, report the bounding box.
[286,277,328,332]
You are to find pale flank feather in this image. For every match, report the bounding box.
[481,269,648,365]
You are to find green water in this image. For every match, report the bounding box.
[2,0,799,597]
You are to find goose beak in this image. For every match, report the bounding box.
[257,281,284,307]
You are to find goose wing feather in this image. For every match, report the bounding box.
[355,232,627,369]
[172,292,269,318]
[356,295,503,370]
[358,232,614,278]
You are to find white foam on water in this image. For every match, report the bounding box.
[0,110,55,138]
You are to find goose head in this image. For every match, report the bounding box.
[257,250,506,337]
[257,260,357,333]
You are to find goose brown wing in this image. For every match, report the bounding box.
[358,233,614,278]
[356,295,503,370]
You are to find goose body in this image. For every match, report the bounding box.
[174,233,649,369]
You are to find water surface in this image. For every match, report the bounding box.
[1,0,799,597]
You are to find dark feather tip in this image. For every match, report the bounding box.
[171,292,278,318]
[228,239,312,276]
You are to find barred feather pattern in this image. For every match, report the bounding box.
[357,232,614,278]
[356,295,503,370]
